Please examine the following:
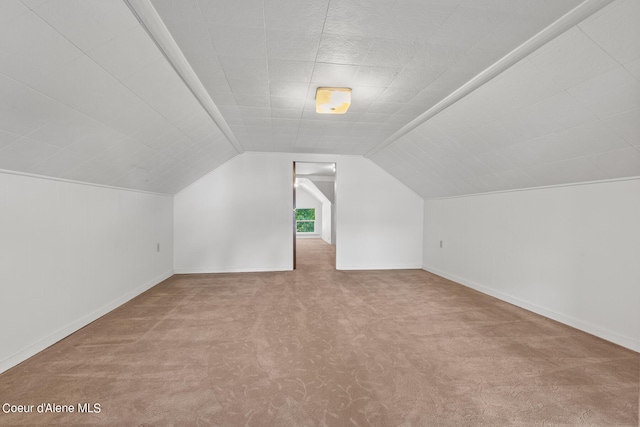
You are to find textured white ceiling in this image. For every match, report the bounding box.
[0,0,238,194]
[370,0,640,198]
[0,0,637,196]
[150,0,588,156]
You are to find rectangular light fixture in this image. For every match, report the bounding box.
[316,87,351,114]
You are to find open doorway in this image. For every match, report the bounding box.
[293,162,336,269]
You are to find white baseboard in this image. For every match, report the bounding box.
[174,266,292,274]
[0,270,174,375]
[337,264,422,271]
[422,265,639,353]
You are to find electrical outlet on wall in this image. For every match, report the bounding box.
[157,243,160,252]
[440,240,443,248]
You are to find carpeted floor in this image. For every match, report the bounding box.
[0,239,638,426]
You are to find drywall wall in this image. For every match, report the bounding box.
[336,156,423,270]
[423,178,640,351]
[311,179,336,245]
[296,185,323,239]
[174,152,293,273]
[0,171,173,373]
[310,179,336,244]
[322,201,332,245]
[312,180,335,203]
[174,152,423,272]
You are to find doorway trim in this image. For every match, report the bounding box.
[292,161,296,270]
[292,161,337,270]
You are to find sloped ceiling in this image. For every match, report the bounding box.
[370,0,640,198]
[0,0,638,197]
[0,0,238,194]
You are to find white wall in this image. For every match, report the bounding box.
[322,201,332,244]
[423,178,640,351]
[174,152,424,272]
[296,185,323,239]
[0,171,173,373]
[312,180,335,202]
[311,179,336,245]
[336,156,423,270]
[174,152,293,273]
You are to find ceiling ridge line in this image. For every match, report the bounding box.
[363,0,616,159]
[123,0,244,155]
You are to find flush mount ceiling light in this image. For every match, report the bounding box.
[316,87,351,114]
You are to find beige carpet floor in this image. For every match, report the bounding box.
[0,239,638,426]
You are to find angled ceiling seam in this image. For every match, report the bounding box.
[4,11,219,186]
[123,0,244,155]
[364,0,616,158]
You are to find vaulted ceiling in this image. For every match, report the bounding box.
[370,0,640,197]
[0,0,638,196]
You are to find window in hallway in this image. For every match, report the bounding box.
[296,208,315,233]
